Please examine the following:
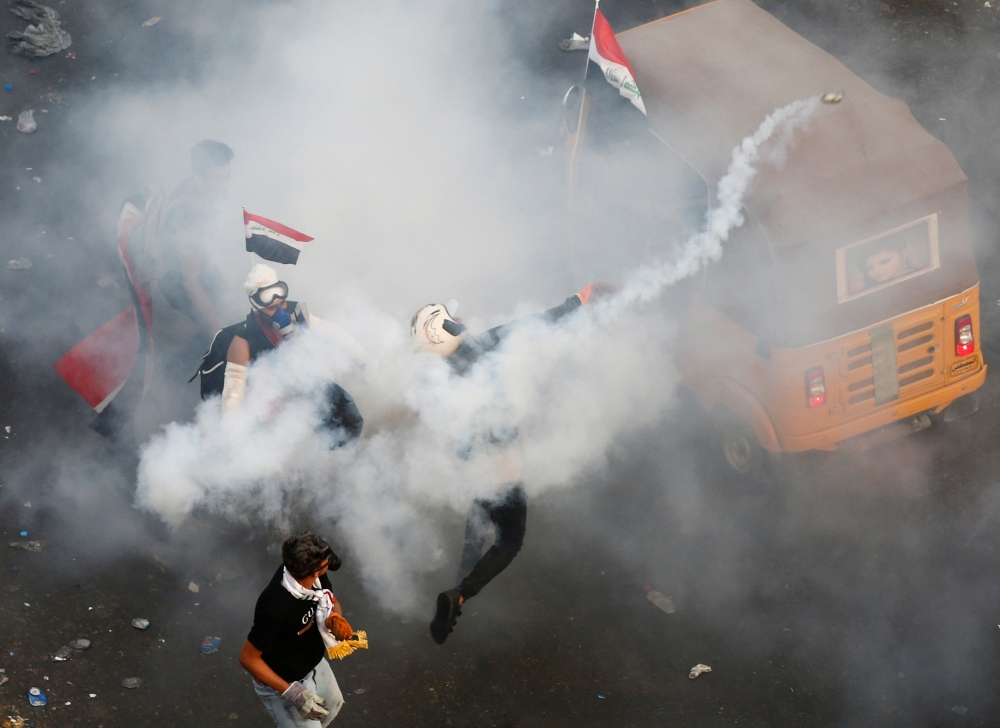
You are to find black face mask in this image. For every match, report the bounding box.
[315,534,342,572]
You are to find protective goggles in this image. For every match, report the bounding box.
[249,281,289,310]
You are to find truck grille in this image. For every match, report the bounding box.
[841,318,942,407]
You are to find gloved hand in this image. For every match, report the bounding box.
[281,681,330,721]
[576,281,617,304]
[326,613,354,641]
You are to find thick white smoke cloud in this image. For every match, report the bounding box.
[135,97,819,613]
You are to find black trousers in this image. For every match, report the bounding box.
[457,483,526,600]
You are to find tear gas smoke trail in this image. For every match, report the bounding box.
[135,98,820,612]
[605,95,821,315]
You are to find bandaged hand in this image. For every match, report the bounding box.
[326,613,354,641]
[576,281,617,304]
[282,681,330,721]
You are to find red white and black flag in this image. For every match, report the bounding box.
[244,210,314,265]
[589,6,646,115]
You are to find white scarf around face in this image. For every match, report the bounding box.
[281,567,341,658]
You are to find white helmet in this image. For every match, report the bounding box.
[411,303,467,357]
[244,264,288,311]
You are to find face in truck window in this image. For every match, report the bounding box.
[861,239,913,287]
[836,215,940,303]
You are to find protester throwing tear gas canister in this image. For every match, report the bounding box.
[412,282,616,644]
[240,531,365,727]
[193,264,364,447]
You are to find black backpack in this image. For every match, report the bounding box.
[190,322,246,400]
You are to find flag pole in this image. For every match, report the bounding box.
[583,0,599,81]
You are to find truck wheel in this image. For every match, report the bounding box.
[719,416,765,477]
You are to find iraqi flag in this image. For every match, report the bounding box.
[589,9,646,115]
[244,210,314,265]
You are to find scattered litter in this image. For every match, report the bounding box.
[16,110,36,133]
[986,2,992,7]
[19,530,26,536]
[45,92,60,106]
[142,16,162,27]
[63,702,70,706]
[214,569,241,583]
[23,502,31,508]
[688,664,712,679]
[188,582,199,593]
[32,177,40,183]
[0,116,10,121]
[597,694,606,699]
[353,688,366,695]
[50,645,71,661]
[4,84,11,91]
[645,588,676,614]
[68,639,90,650]
[6,0,72,58]
[121,677,142,689]
[200,636,221,654]
[65,51,74,58]
[559,32,590,51]
[7,258,32,270]
[88,693,96,698]
[130,618,149,630]
[821,91,843,104]
[11,566,18,572]
[26,687,47,706]
[0,675,8,687]
[952,705,968,715]
[227,713,238,720]
[9,541,43,552]
[28,68,35,75]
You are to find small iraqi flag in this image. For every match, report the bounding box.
[589,8,646,115]
[244,210,314,265]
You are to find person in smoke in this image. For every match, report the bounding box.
[216,264,364,445]
[240,531,353,727]
[413,281,616,644]
[157,139,244,335]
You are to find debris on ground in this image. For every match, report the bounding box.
[130,618,150,630]
[26,688,46,706]
[209,569,241,586]
[952,705,968,715]
[0,116,10,121]
[645,587,676,614]
[8,541,43,552]
[15,110,35,133]
[688,664,712,679]
[559,32,590,51]
[6,0,72,58]
[6,258,32,271]
[50,645,71,662]
[19,531,26,537]
[120,677,142,689]
[188,582,199,593]
[67,639,90,650]
[200,636,221,654]
[142,16,162,27]
[0,675,8,687]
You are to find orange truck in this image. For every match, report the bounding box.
[565,0,985,474]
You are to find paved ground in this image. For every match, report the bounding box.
[3,0,1000,726]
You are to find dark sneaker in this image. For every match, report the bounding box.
[429,588,462,644]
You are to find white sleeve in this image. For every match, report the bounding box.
[221,362,248,412]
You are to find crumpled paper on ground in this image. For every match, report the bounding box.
[7,0,72,58]
[688,664,712,679]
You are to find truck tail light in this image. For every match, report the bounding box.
[805,366,826,408]
[955,314,975,357]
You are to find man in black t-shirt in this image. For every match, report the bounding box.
[240,532,354,727]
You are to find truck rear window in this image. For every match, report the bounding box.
[835,214,940,303]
